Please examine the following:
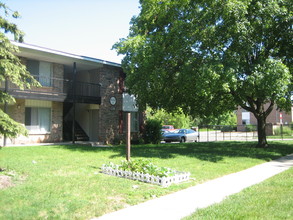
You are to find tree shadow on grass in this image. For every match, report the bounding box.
[54,141,293,163]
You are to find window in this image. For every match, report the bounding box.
[25,107,51,133]
[27,60,52,87]
[242,112,250,125]
[25,100,52,133]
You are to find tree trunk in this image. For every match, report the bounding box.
[256,115,268,148]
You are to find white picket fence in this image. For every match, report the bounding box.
[101,167,190,187]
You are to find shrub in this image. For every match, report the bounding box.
[143,119,162,144]
[103,159,177,177]
[221,125,236,132]
[274,126,292,136]
[245,125,257,132]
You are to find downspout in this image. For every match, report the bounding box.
[72,62,76,144]
[3,78,8,146]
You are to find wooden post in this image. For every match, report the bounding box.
[126,112,131,161]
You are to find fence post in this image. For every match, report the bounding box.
[198,127,200,142]
[215,126,217,141]
[207,126,209,142]
[223,126,225,141]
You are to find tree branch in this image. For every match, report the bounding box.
[264,101,275,118]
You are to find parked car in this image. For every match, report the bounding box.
[162,125,175,131]
[161,129,170,140]
[163,129,199,143]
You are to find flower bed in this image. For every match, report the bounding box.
[101,160,190,187]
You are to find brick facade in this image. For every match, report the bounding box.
[236,104,292,132]
[97,66,123,144]
[2,99,63,145]
[2,58,64,145]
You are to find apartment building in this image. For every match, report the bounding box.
[1,42,141,145]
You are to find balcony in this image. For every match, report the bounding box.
[0,75,101,104]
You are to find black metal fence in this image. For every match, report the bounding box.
[197,124,293,142]
[1,75,101,100]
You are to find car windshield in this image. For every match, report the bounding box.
[178,129,186,134]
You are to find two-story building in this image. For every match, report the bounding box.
[0,42,141,145]
[236,104,292,133]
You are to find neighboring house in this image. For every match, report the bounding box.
[0,42,142,145]
[236,104,293,131]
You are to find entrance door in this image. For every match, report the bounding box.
[89,109,99,141]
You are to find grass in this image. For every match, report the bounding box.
[0,141,293,219]
[184,167,293,220]
[268,135,293,139]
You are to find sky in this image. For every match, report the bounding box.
[2,0,140,64]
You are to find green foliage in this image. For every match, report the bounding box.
[274,126,292,136]
[146,107,199,128]
[220,125,236,132]
[103,159,177,177]
[201,112,237,126]
[114,0,292,147]
[0,2,39,139]
[245,125,257,132]
[143,119,162,144]
[0,109,27,137]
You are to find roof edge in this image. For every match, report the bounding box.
[12,41,121,68]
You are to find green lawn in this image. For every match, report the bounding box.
[0,141,292,219]
[268,136,293,139]
[185,166,293,220]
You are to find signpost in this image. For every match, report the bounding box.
[126,112,131,161]
[122,93,137,162]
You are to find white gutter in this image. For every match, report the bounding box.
[12,41,121,68]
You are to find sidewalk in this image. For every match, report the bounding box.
[94,154,293,220]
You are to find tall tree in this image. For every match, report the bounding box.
[0,2,38,141]
[114,0,292,148]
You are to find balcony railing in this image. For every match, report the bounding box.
[0,75,101,104]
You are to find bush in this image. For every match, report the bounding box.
[274,126,292,136]
[245,125,257,132]
[143,119,162,144]
[221,125,236,132]
[103,159,177,177]
[131,137,144,145]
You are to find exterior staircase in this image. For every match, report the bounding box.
[63,120,89,141]
[74,121,89,141]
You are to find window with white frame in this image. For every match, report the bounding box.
[242,112,250,125]
[27,60,52,87]
[25,100,52,133]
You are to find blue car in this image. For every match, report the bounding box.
[163,129,199,143]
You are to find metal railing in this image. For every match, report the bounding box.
[0,75,101,100]
[197,124,293,142]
